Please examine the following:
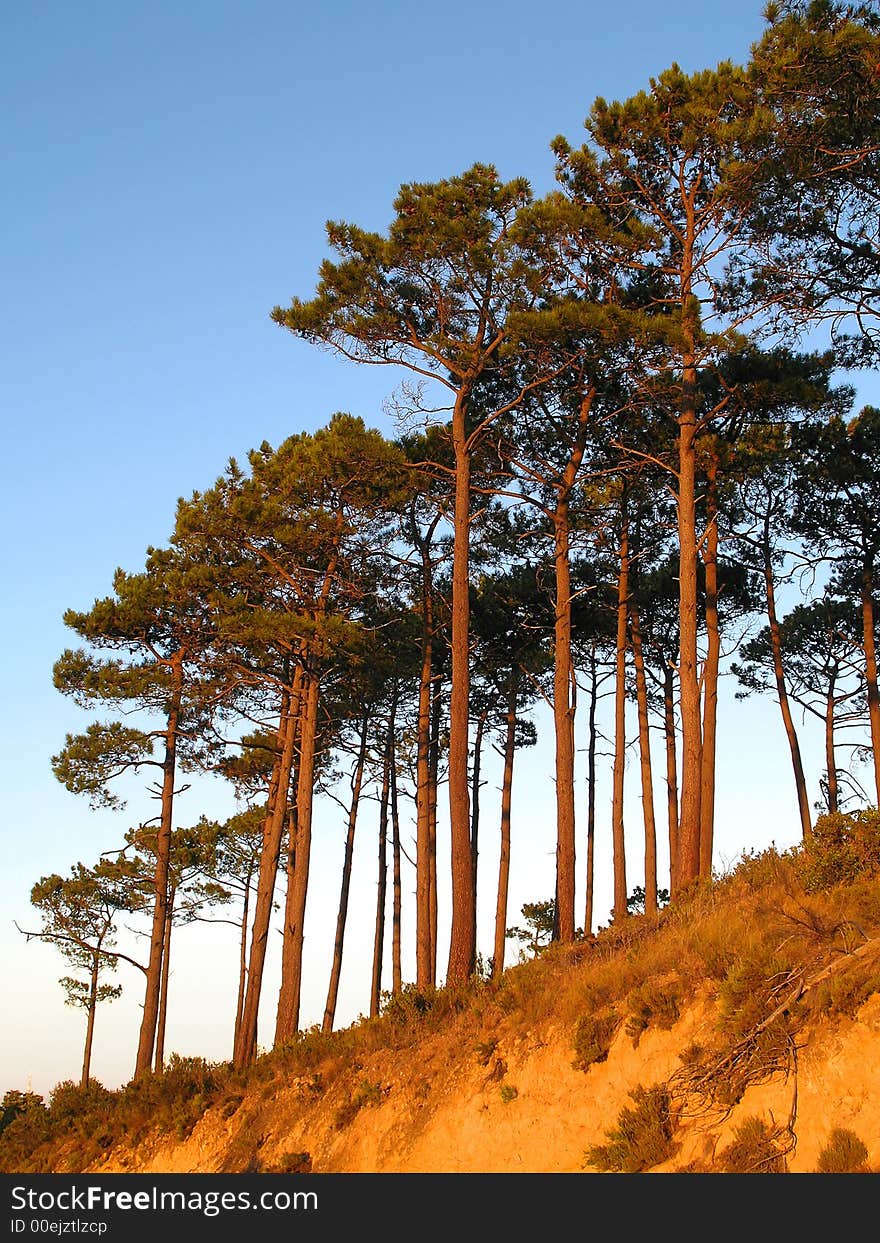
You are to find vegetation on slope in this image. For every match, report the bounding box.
[3,812,879,1174]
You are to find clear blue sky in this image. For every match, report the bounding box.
[1,1,860,1099]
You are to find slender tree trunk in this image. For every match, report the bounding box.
[390,737,403,995]
[825,668,839,814]
[550,386,593,942]
[584,646,598,938]
[447,388,475,985]
[630,601,658,916]
[428,677,441,986]
[611,501,629,922]
[699,457,720,881]
[553,506,577,942]
[493,669,518,979]
[234,671,300,1069]
[675,354,703,892]
[81,953,100,1089]
[762,518,812,839]
[135,651,183,1076]
[663,661,680,898]
[370,717,392,1019]
[275,669,320,1042]
[233,864,253,1054]
[861,559,880,806]
[470,710,487,947]
[415,526,435,990]
[323,709,369,1034]
[154,886,175,1073]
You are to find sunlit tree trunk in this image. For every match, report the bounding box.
[390,738,403,995]
[761,516,812,838]
[274,669,320,1041]
[492,670,518,979]
[323,709,370,1034]
[135,651,183,1076]
[675,337,704,892]
[611,502,629,921]
[154,885,176,1073]
[81,953,100,1089]
[470,709,487,947]
[370,714,393,1018]
[663,662,680,897]
[428,678,441,986]
[699,457,720,880]
[232,858,254,1055]
[861,560,880,806]
[825,666,839,814]
[447,388,476,985]
[415,524,435,990]
[234,670,300,1069]
[630,602,658,916]
[584,645,599,937]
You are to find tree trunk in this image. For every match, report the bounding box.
[390,738,403,996]
[370,716,392,1019]
[825,667,839,814]
[492,670,518,979]
[154,885,175,1074]
[553,506,577,942]
[584,645,598,938]
[428,677,441,986]
[861,559,880,806]
[550,385,593,941]
[470,710,487,947]
[274,669,320,1042]
[699,456,720,880]
[611,501,629,922]
[134,651,183,1076]
[663,661,680,898]
[762,517,812,839]
[81,953,100,1089]
[630,601,658,916]
[233,861,253,1055]
[323,709,369,1034]
[234,672,300,1069]
[675,363,703,892]
[415,525,435,990]
[447,389,475,985]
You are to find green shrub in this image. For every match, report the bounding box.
[796,810,880,893]
[716,1116,787,1173]
[625,979,681,1046]
[718,947,799,1041]
[816,1127,869,1173]
[333,1079,384,1130]
[572,1007,620,1071]
[499,1084,518,1104]
[0,1092,51,1172]
[583,1085,676,1172]
[807,959,880,1020]
[0,1090,46,1137]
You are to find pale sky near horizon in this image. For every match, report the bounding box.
[2,1,874,1100]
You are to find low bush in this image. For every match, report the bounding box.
[716,1116,787,1173]
[333,1079,385,1130]
[625,978,682,1046]
[583,1085,676,1172]
[796,811,880,893]
[572,1008,620,1071]
[816,1127,869,1173]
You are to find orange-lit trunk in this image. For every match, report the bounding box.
[611,502,629,921]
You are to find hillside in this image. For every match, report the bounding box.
[4,835,880,1176]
